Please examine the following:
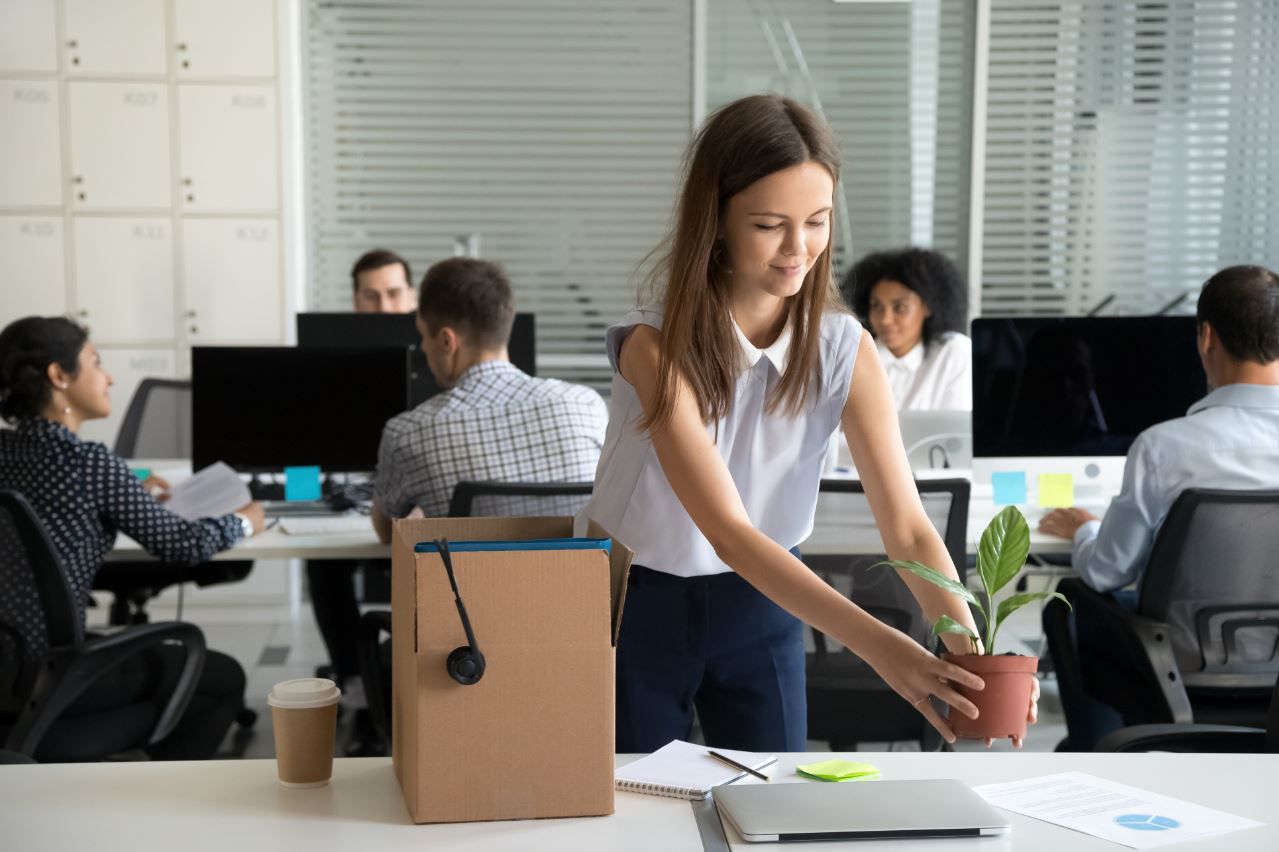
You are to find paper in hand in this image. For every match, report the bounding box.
[163,462,251,521]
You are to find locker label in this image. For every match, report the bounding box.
[123,91,159,107]
[19,222,56,236]
[236,226,270,242]
[13,88,51,104]
[132,224,166,240]
[232,94,266,109]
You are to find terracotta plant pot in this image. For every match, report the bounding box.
[941,653,1038,740]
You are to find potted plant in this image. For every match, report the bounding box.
[877,505,1069,740]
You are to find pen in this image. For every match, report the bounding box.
[707,750,770,782]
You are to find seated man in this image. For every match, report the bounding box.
[372,257,607,537]
[1039,264,1279,748]
[307,248,415,710]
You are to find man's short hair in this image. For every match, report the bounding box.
[351,249,412,292]
[1196,265,1279,364]
[417,258,515,350]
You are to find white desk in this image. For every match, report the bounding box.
[106,526,389,562]
[2,753,1274,851]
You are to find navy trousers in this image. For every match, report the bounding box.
[615,558,807,754]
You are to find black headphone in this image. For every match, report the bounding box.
[434,538,485,685]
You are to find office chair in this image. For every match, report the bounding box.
[0,490,206,761]
[804,478,972,752]
[1044,489,1279,748]
[1095,673,1279,754]
[94,378,254,626]
[447,480,594,518]
[356,480,595,754]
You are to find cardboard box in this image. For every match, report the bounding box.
[390,517,632,824]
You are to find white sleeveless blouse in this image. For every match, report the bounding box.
[576,307,862,577]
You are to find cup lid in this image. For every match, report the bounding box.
[267,677,341,709]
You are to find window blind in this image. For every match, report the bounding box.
[981,0,1279,317]
[303,0,693,388]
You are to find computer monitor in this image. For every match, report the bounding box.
[295,312,537,406]
[192,346,411,473]
[972,315,1206,501]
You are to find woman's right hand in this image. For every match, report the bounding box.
[237,500,266,535]
[860,624,985,743]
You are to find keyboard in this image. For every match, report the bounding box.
[278,514,373,536]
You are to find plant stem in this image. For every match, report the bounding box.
[983,591,996,654]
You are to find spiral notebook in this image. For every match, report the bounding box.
[615,740,777,801]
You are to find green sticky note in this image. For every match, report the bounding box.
[1038,473,1074,508]
[794,759,881,782]
[131,468,151,480]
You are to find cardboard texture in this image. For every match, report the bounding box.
[391,517,632,824]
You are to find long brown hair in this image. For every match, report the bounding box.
[642,94,846,434]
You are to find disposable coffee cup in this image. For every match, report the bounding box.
[268,677,341,788]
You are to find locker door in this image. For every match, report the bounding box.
[182,218,282,343]
[0,216,67,318]
[0,81,63,206]
[0,0,58,73]
[68,82,171,210]
[63,0,167,75]
[72,217,175,344]
[178,85,278,212]
[79,347,178,449]
[174,0,276,78]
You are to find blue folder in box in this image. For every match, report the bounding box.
[415,538,611,554]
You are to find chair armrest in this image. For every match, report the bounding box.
[1095,723,1266,753]
[1057,578,1194,724]
[5,622,206,757]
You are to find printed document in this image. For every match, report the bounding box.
[975,771,1263,849]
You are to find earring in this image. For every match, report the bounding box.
[60,383,69,389]
[63,406,72,415]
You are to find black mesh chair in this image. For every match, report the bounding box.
[1044,489,1279,743]
[356,480,595,754]
[805,478,971,751]
[1096,672,1279,753]
[0,490,206,761]
[93,378,253,625]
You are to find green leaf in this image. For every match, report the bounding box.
[988,591,1072,651]
[871,560,977,606]
[976,506,1031,598]
[930,614,981,643]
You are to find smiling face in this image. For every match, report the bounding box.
[719,161,835,304]
[868,278,930,357]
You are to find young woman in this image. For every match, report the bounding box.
[579,95,1035,753]
[846,247,971,411]
[0,316,263,760]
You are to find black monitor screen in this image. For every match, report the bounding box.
[192,347,410,473]
[973,316,1207,458]
[295,312,536,406]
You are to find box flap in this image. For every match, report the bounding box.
[586,519,632,646]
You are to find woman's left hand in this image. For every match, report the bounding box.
[141,474,172,502]
[984,675,1040,749]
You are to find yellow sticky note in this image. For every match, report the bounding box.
[1038,473,1074,508]
[795,759,881,782]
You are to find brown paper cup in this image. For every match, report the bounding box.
[268,678,341,788]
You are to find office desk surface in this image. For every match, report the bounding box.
[2,752,1274,851]
[106,526,390,562]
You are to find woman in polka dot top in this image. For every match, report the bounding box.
[0,316,263,760]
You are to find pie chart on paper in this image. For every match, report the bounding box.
[1115,814,1182,832]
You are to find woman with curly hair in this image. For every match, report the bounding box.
[846,248,971,410]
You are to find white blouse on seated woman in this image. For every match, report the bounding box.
[877,331,971,411]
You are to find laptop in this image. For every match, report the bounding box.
[714,779,1010,843]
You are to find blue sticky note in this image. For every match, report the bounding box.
[991,471,1027,506]
[284,466,322,502]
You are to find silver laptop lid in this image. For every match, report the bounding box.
[714,779,1011,843]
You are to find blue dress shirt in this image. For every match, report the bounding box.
[1072,383,1279,592]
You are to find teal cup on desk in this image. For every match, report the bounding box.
[267,678,341,788]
